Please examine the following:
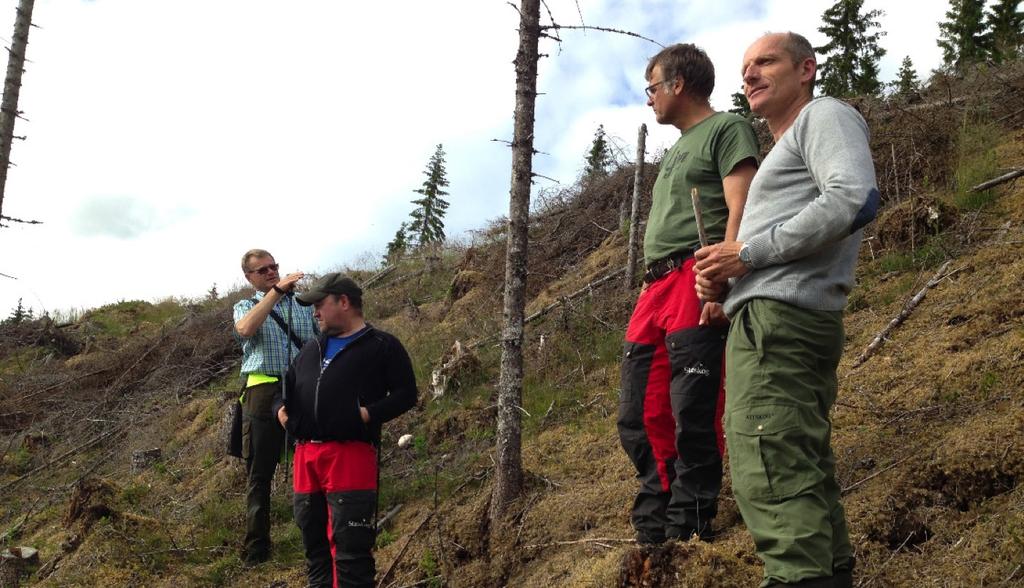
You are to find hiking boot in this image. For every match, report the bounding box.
[241,550,269,567]
[635,530,666,545]
[666,524,715,543]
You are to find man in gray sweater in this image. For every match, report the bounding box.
[693,32,879,588]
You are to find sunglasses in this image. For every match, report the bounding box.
[247,263,279,276]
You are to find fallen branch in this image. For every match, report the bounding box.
[523,536,636,549]
[841,454,915,495]
[363,264,397,289]
[469,266,626,350]
[995,106,1024,124]
[0,426,122,493]
[376,504,403,530]
[376,468,487,587]
[377,511,434,588]
[851,261,953,369]
[969,168,1024,193]
[860,531,915,587]
[19,367,115,401]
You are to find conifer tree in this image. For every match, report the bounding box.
[6,297,26,324]
[938,0,989,73]
[408,144,450,247]
[853,52,884,96]
[985,0,1024,63]
[816,0,886,97]
[892,56,921,96]
[584,124,611,178]
[729,88,751,118]
[383,222,409,265]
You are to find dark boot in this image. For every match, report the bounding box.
[665,521,715,542]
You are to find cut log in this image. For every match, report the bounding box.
[969,168,1024,193]
[851,261,953,369]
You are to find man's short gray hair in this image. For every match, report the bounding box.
[241,248,273,272]
[764,32,817,94]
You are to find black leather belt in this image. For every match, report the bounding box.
[643,251,693,284]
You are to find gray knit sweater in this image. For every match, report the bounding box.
[724,97,880,317]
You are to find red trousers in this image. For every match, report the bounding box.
[293,441,377,588]
[617,258,726,542]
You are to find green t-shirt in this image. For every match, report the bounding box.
[643,112,760,264]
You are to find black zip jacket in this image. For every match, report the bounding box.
[272,324,417,445]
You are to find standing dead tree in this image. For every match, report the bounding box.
[491,0,541,523]
[491,2,662,524]
[0,0,34,223]
[625,123,646,288]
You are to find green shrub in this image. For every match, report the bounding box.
[376,528,397,548]
[120,483,152,507]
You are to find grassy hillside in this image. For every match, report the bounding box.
[1,63,1023,587]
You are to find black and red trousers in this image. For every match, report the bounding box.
[617,257,726,543]
[293,440,378,588]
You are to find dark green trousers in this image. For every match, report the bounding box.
[725,299,853,586]
[242,382,285,560]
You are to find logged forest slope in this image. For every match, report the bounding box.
[1,63,1024,587]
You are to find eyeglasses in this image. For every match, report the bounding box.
[247,263,279,276]
[645,78,673,98]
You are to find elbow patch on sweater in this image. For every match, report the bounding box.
[851,188,880,233]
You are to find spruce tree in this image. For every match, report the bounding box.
[6,297,25,324]
[729,88,751,118]
[985,0,1024,63]
[892,56,921,96]
[938,0,989,73]
[408,144,450,247]
[584,124,611,178]
[816,0,886,97]
[384,222,409,265]
[853,52,884,96]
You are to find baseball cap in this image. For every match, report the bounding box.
[295,272,363,306]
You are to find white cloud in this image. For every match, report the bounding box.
[0,0,950,316]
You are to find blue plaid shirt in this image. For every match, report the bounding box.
[233,291,319,377]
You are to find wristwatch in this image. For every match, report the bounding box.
[738,244,754,270]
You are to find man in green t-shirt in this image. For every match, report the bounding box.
[617,43,759,545]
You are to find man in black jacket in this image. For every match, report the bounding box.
[274,273,417,588]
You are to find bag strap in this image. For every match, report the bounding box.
[251,297,305,351]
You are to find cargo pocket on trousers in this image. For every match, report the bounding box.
[729,404,824,501]
[620,342,655,406]
[241,416,253,460]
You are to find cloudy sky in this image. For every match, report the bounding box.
[0,0,950,317]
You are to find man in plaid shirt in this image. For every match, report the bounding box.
[233,248,318,566]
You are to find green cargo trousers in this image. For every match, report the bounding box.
[725,299,853,587]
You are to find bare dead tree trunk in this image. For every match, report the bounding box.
[618,188,629,229]
[625,123,646,289]
[0,0,34,221]
[490,0,540,523]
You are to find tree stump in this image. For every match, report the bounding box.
[0,551,22,588]
[130,448,161,473]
